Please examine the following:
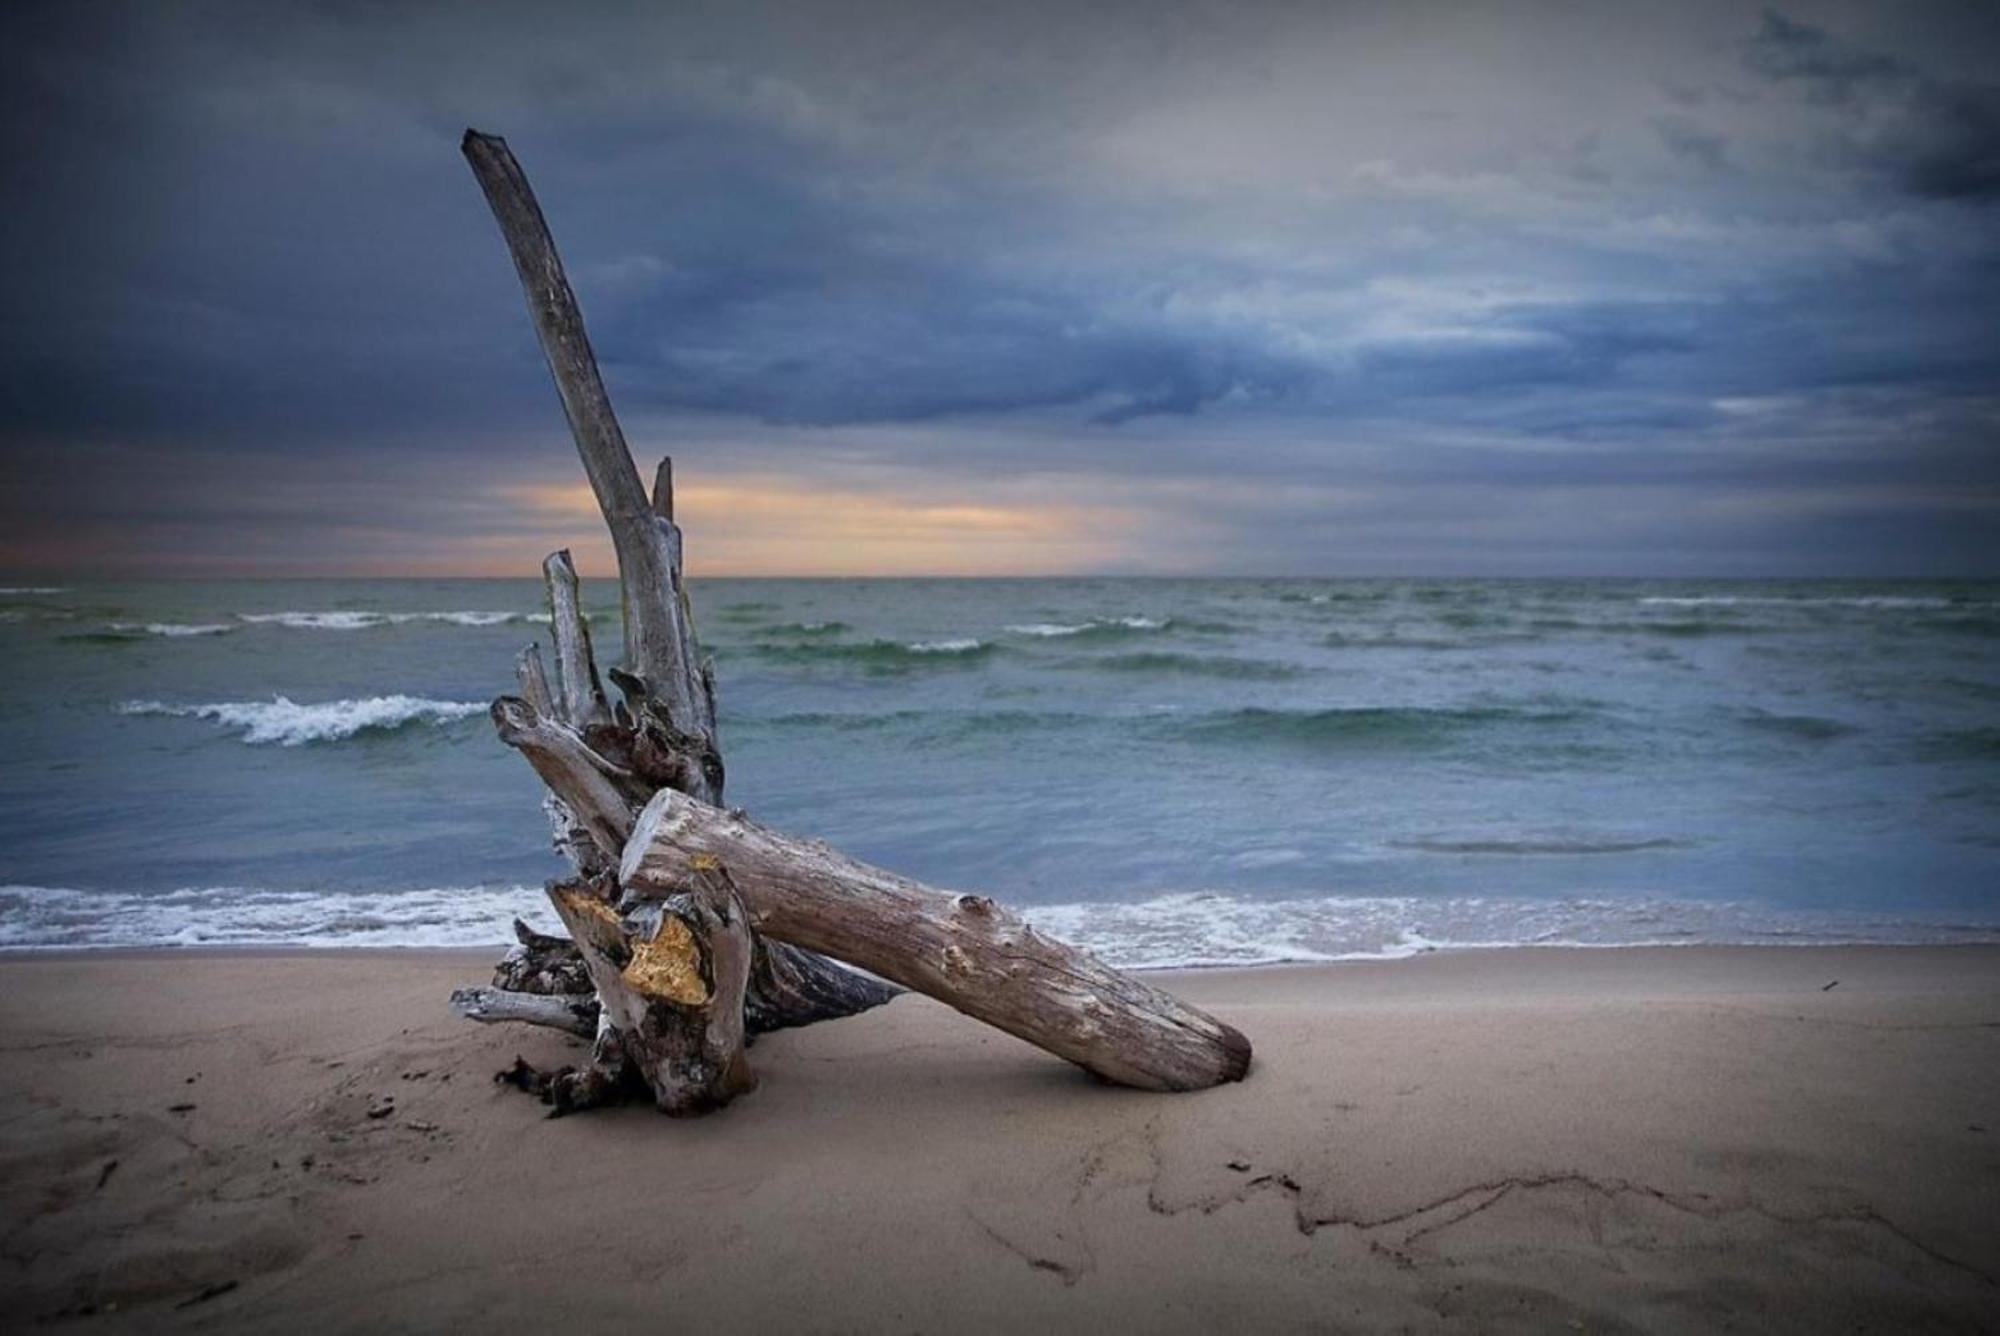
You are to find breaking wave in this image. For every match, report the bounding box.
[1025,892,2000,969]
[1638,595,1963,610]
[748,637,995,671]
[236,610,529,630]
[761,620,850,636]
[0,883,555,949]
[106,621,237,638]
[1005,616,1171,640]
[8,884,1995,961]
[119,695,486,745]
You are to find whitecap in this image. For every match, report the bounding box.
[907,638,986,654]
[107,622,236,638]
[1004,616,1169,637]
[238,611,386,630]
[413,611,521,627]
[118,695,485,745]
[0,586,67,595]
[237,610,528,630]
[1637,595,1954,610]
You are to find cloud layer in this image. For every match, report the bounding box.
[2,0,1995,575]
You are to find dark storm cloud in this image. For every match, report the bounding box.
[1746,7,2000,199]
[1,0,1996,575]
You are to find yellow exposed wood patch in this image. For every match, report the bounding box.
[556,885,622,931]
[621,916,710,1006]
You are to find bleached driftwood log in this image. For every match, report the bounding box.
[450,985,597,1039]
[622,791,1253,1092]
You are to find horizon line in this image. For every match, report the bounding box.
[6,571,1997,583]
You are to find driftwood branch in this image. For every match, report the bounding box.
[541,549,612,732]
[622,791,1252,1092]
[489,697,636,859]
[451,986,597,1038]
[463,129,712,760]
[513,644,557,720]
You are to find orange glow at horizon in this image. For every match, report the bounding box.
[490,473,1144,578]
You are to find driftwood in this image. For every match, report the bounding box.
[456,127,894,1115]
[623,792,1252,1091]
[450,985,596,1039]
[450,127,1250,1114]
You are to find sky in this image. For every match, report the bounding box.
[2,0,1996,578]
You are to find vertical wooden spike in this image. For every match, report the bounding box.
[515,643,556,719]
[541,549,611,731]
[461,130,686,693]
[652,456,674,523]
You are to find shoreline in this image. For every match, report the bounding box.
[3,944,1996,1329]
[4,937,2000,965]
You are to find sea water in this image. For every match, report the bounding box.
[2,577,1996,964]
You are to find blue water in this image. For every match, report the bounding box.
[2,578,1996,963]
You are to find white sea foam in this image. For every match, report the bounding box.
[907,638,986,653]
[237,610,528,630]
[0,883,557,949]
[6,883,1993,959]
[1637,595,1956,610]
[412,611,523,627]
[238,611,385,630]
[118,695,486,745]
[1005,616,1169,637]
[1022,892,2000,969]
[0,586,67,595]
[107,621,236,638]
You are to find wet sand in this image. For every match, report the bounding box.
[1,945,1995,1331]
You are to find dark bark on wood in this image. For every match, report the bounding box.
[493,917,592,995]
[746,940,900,1035]
[622,791,1253,1092]
[457,932,897,1043]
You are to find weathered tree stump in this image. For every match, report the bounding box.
[453,128,894,1115]
[449,128,1250,1115]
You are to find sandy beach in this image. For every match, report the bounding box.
[1,945,1995,1332]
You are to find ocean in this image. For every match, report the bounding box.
[2,577,1996,965]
